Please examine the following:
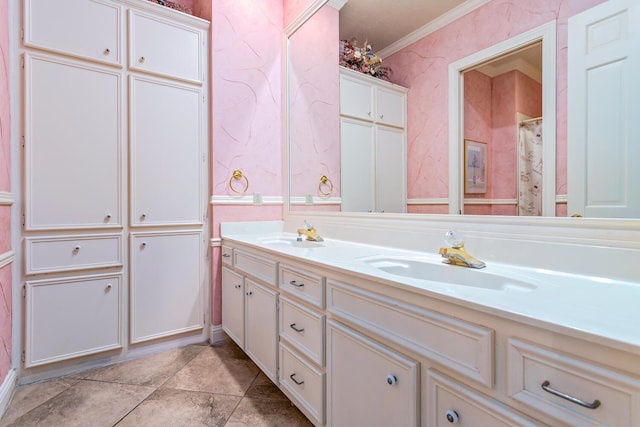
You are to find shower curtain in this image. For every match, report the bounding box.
[518,118,543,216]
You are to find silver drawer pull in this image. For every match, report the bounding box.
[289,323,304,333]
[289,280,304,287]
[290,373,304,385]
[541,380,601,409]
[222,253,231,258]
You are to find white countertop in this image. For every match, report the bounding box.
[221,223,640,354]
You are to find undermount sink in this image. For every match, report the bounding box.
[361,255,537,292]
[256,236,326,248]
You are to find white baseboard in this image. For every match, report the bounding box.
[0,369,17,419]
[209,325,225,344]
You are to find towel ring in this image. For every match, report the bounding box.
[229,169,249,194]
[318,175,333,196]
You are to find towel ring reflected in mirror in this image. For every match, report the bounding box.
[229,169,249,194]
[318,175,333,196]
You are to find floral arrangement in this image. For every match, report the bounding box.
[148,0,192,14]
[339,39,391,81]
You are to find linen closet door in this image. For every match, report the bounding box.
[129,75,202,226]
[25,54,122,230]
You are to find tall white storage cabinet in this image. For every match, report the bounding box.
[21,0,209,372]
[339,67,407,213]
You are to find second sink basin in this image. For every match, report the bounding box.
[361,255,537,292]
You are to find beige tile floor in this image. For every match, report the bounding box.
[0,337,313,427]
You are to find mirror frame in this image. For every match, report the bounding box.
[283,0,640,242]
[449,21,556,216]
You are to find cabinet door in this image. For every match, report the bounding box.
[376,125,407,213]
[129,10,203,83]
[130,231,203,343]
[221,267,245,347]
[245,279,278,383]
[130,75,203,226]
[327,320,419,427]
[376,87,406,128]
[25,55,122,230]
[24,0,122,66]
[340,118,375,212]
[340,73,375,121]
[25,274,122,367]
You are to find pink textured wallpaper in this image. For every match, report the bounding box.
[289,4,340,202]
[211,0,283,199]
[210,0,284,325]
[384,0,606,213]
[283,0,315,29]
[0,0,11,389]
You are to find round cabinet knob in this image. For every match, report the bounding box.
[234,284,241,289]
[141,213,147,219]
[105,213,112,220]
[445,410,460,424]
[104,48,111,55]
[73,246,81,253]
[246,291,253,296]
[386,375,397,385]
[106,284,112,290]
[139,56,145,63]
[141,242,147,248]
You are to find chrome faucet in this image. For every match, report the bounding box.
[297,220,324,242]
[439,230,485,269]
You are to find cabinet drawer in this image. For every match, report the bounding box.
[279,296,325,366]
[279,342,325,426]
[279,264,325,309]
[427,370,542,427]
[129,10,204,83]
[25,273,123,367]
[221,245,233,266]
[507,338,640,427]
[25,234,122,274]
[234,249,277,286]
[327,280,494,387]
[24,0,122,65]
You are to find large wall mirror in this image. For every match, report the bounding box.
[285,0,639,221]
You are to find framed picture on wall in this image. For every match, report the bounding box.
[464,139,487,193]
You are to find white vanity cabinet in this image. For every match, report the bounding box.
[339,67,407,213]
[221,248,279,383]
[221,236,640,427]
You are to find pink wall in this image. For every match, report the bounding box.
[289,4,340,203]
[210,0,284,325]
[384,0,606,214]
[0,0,12,388]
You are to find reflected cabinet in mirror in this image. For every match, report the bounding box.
[286,0,640,218]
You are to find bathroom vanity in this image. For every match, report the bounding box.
[220,221,640,427]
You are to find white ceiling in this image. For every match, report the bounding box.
[338,0,468,53]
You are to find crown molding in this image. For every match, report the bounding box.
[379,0,491,59]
